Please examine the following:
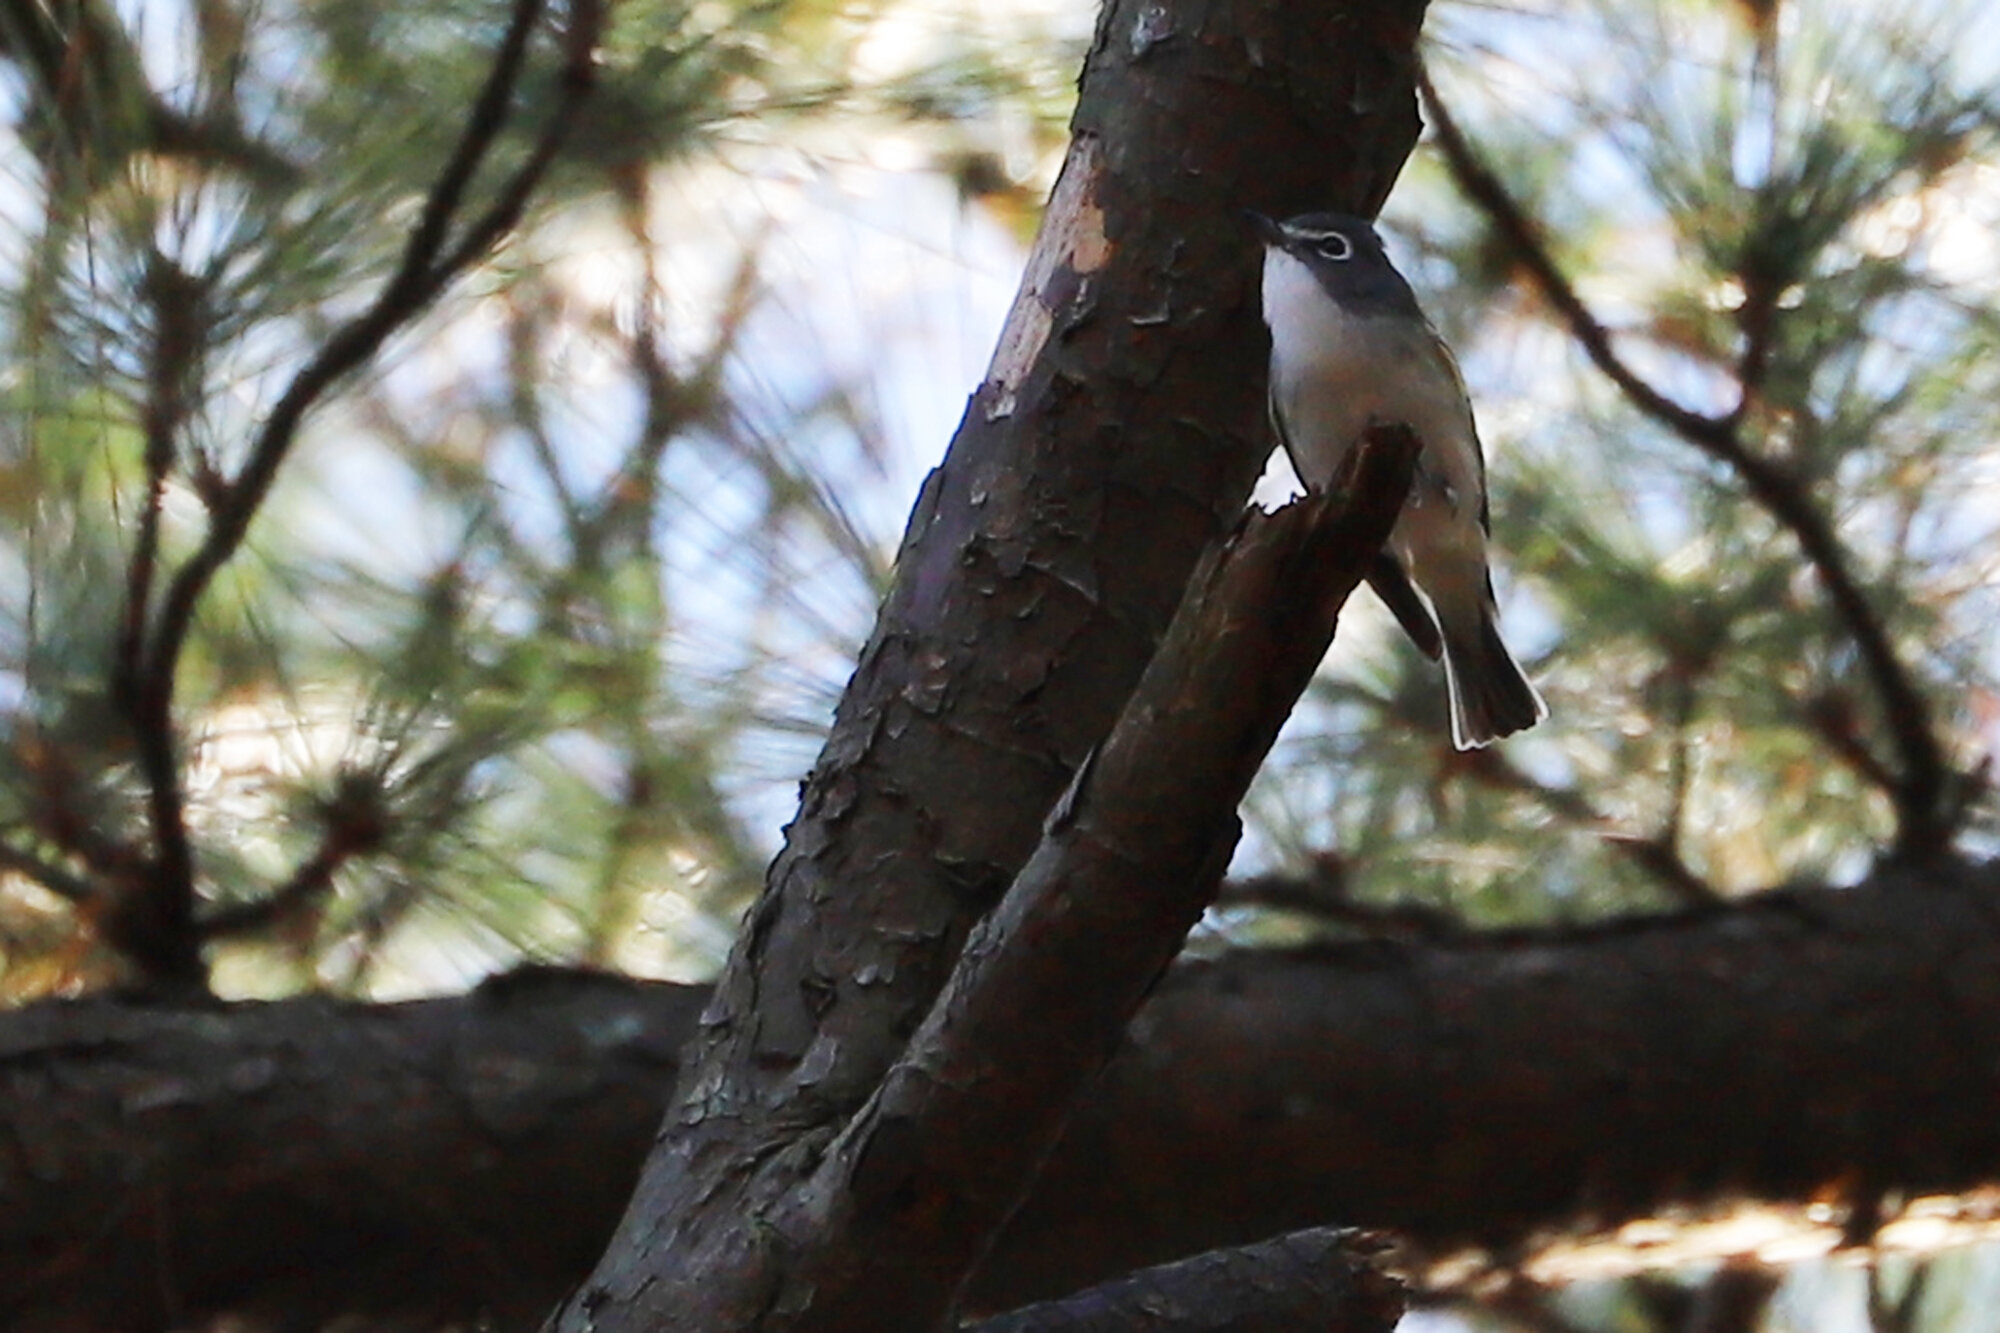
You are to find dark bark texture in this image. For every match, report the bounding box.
[9,860,2000,1330]
[967,1228,1405,1333]
[0,970,705,1332]
[558,0,1433,1325]
[749,434,1419,1328]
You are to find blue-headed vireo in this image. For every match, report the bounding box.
[1252,210,1545,748]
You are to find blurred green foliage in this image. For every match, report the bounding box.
[0,0,1078,998]
[1236,0,2000,937]
[0,0,1995,1003]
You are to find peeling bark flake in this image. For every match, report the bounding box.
[981,137,1110,421]
[1128,4,1176,57]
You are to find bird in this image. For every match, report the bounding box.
[1250,209,1546,749]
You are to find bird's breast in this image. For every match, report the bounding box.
[1261,250,1475,500]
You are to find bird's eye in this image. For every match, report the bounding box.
[1311,233,1354,262]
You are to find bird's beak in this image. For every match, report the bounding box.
[1242,209,1284,246]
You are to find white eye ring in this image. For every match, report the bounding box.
[1311,232,1354,261]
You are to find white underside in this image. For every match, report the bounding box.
[1261,247,1490,627]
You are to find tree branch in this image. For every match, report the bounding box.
[197,771,393,941]
[757,431,1417,1328]
[562,0,1435,1323]
[1219,861,1469,939]
[109,253,213,988]
[0,837,94,905]
[1417,71,1962,859]
[144,0,566,675]
[1457,747,1721,906]
[106,0,602,987]
[968,1229,1403,1333]
[9,860,2000,1330]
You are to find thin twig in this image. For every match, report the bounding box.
[119,254,203,709]
[116,0,600,982]
[1460,747,1722,905]
[200,770,392,940]
[1605,833,1723,906]
[1218,868,1467,939]
[1419,71,1957,857]
[144,0,563,681]
[1733,11,1786,409]
[0,839,96,905]
[506,306,588,554]
[1660,666,1697,866]
[197,841,344,941]
[112,254,211,980]
[1809,689,1903,794]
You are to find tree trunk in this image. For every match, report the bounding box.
[556,0,1432,1325]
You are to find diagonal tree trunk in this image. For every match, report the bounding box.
[557,0,1432,1325]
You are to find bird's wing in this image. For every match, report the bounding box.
[1422,324,1493,536]
[1265,370,1309,485]
[1369,554,1445,660]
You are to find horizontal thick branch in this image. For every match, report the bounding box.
[6,860,2000,1329]
[985,857,2000,1305]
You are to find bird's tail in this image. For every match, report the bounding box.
[1440,609,1547,750]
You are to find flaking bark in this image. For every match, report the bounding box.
[559,0,1432,1325]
